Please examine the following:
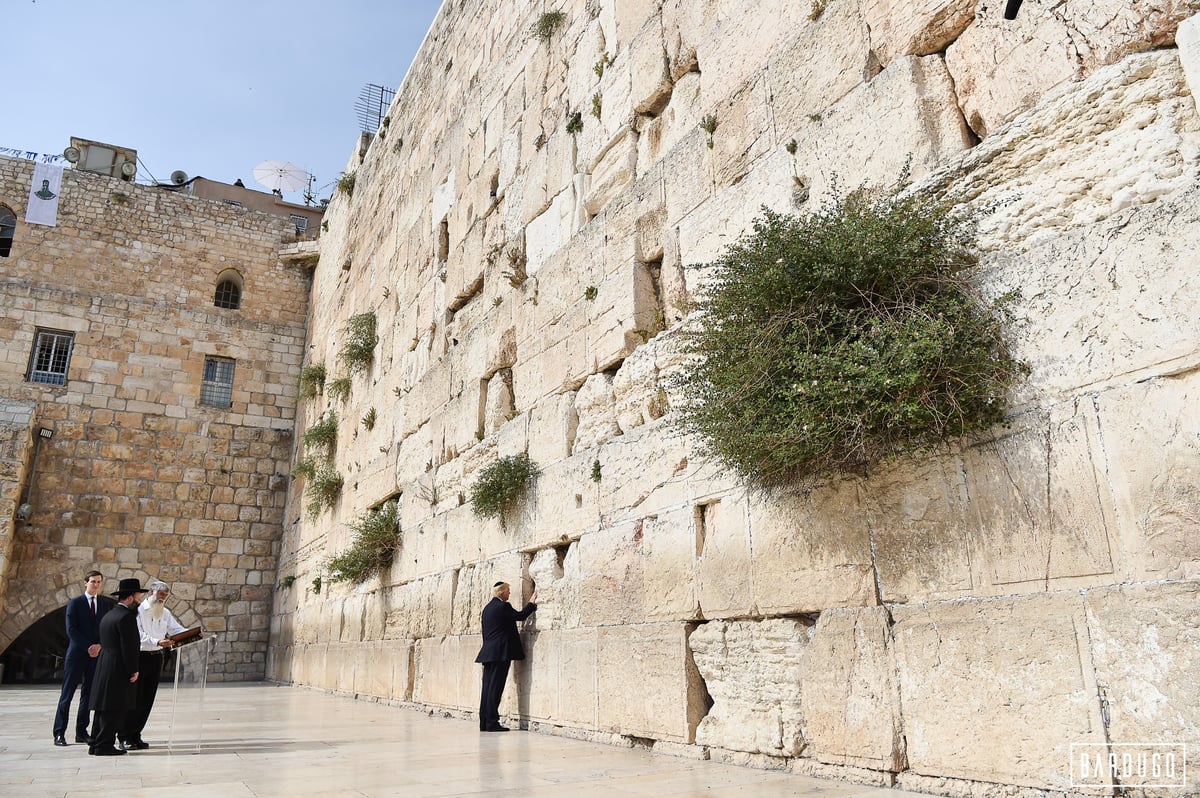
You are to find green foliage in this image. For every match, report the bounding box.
[591,459,602,483]
[591,92,602,119]
[337,170,357,196]
[530,10,566,42]
[326,499,401,584]
[362,407,377,431]
[584,285,598,301]
[672,177,1023,489]
[303,412,339,455]
[785,139,798,155]
[311,576,322,594]
[327,377,352,402]
[470,453,542,519]
[566,111,583,136]
[292,455,317,481]
[305,465,344,519]
[280,575,297,589]
[593,53,613,78]
[298,362,327,399]
[339,311,378,374]
[700,114,717,148]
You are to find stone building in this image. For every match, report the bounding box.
[2,0,1199,795]
[0,154,312,681]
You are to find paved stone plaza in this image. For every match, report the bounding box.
[0,682,931,797]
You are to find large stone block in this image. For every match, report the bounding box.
[694,491,753,619]
[642,508,700,622]
[576,520,647,626]
[963,406,1116,590]
[1084,580,1200,754]
[516,627,599,727]
[1094,373,1200,580]
[412,634,475,711]
[690,618,808,756]
[596,622,704,742]
[800,607,905,770]
[863,0,974,67]
[866,452,975,603]
[893,593,1107,789]
[947,0,1200,138]
[747,482,877,615]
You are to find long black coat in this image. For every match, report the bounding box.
[474,596,536,663]
[89,602,140,711]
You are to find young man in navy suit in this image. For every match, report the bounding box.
[52,570,112,746]
[475,581,537,732]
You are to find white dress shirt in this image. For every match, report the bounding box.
[136,597,188,652]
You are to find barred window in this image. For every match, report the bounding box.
[289,214,308,234]
[28,329,74,386]
[200,357,235,407]
[0,205,15,257]
[214,280,241,309]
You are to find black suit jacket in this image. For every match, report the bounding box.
[90,603,140,711]
[475,596,537,663]
[64,593,112,660]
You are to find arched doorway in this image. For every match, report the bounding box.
[0,608,68,684]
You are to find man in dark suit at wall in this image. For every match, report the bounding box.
[52,570,112,746]
[475,580,537,732]
[88,577,145,756]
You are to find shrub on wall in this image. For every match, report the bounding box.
[470,453,542,519]
[327,376,352,402]
[339,311,378,374]
[303,411,339,456]
[325,499,401,584]
[305,466,344,519]
[298,362,326,399]
[673,177,1023,489]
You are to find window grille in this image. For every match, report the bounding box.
[214,279,241,309]
[290,214,308,234]
[29,330,74,386]
[200,357,235,407]
[0,205,15,257]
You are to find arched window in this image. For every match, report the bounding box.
[0,205,16,258]
[213,269,243,309]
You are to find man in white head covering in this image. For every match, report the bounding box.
[121,581,190,750]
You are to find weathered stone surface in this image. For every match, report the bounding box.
[576,520,647,626]
[1084,580,1200,755]
[1094,373,1200,580]
[572,372,621,452]
[596,622,704,742]
[412,634,476,711]
[517,627,599,727]
[1181,13,1200,112]
[690,618,808,756]
[694,491,753,619]
[893,594,1107,789]
[746,483,878,615]
[863,0,974,67]
[800,607,905,771]
[642,509,701,622]
[866,453,975,604]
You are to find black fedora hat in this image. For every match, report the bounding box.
[110,577,147,598]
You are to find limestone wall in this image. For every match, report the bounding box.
[273,1,1200,794]
[0,158,310,680]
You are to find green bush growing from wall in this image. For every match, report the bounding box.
[325,499,401,584]
[305,465,344,519]
[470,453,542,519]
[339,311,378,374]
[298,362,326,399]
[673,177,1023,489]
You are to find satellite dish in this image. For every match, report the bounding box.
[62,146,81,163]
[253,160,310,193]
[171,170,189,185]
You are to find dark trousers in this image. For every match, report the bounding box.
[123,651,163,742]
[91,709,126,753]
[479,660,511,730]
[53,653,96,738]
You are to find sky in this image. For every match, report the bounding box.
[4,0,445,204]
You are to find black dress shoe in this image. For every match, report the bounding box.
[129,740,150,750]
[75,734,90,744]
[484,725,510,732]
[93,747,126,756]
[53,735,68,746]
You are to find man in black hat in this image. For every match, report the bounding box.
[88,577,145,756]
[474,581,537,732]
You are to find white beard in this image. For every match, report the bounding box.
[149,602,166,621]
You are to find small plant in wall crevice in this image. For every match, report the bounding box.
[298,362,327,399]
[325,499,401,584]
[339,310,378,374]
[530,10,566,42]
